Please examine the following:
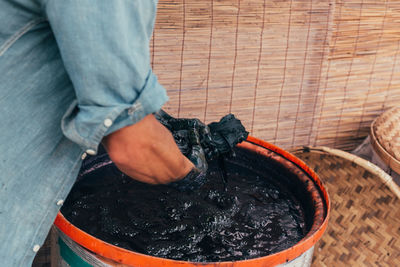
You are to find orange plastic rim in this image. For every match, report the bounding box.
[55,136,330,266]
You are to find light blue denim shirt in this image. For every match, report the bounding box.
[0,0,167,265]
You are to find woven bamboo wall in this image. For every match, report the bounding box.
[150,0,400,151]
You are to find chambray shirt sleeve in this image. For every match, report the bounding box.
[43,0,168,154]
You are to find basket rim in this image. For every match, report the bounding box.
[370,117,400,175]
[290,146,400,200]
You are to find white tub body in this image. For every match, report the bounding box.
[276,247,314,267]
[53,227,315,267]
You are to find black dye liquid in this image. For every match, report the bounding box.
[61,149,308,262]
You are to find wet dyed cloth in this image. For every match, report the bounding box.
[156,111,249,191]
[0,1,166,266]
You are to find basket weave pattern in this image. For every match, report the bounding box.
[293,149,400,266]
[151,0,400,151]
[371,107,400,174]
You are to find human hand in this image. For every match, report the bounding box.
[155,110,248,191]
[102,114,194,184]
[155,110,211,173]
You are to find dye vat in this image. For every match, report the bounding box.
[54,137,330,267]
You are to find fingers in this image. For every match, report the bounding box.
[155,110,210,175]
[168,168,207,192]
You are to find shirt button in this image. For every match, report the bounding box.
[56,199,64,206]
[86,149,96,155]
[81,153,87,160]
[104,119,113,127]
[33,244,40,252]
[128,102,142,115]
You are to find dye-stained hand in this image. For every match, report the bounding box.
[102,114,194,184]
[155,110,249,191]
[155,110,211,173]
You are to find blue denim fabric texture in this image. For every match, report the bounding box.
[0,0,167,266]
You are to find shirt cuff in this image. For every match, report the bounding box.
[61,72,168,155]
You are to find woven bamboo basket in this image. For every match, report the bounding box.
[152,0,400,151]
[370,107,400,175]
[291,146,400,266]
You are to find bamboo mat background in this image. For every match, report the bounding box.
[151,0,400,151]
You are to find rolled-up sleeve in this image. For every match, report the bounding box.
[44,0,168,154]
